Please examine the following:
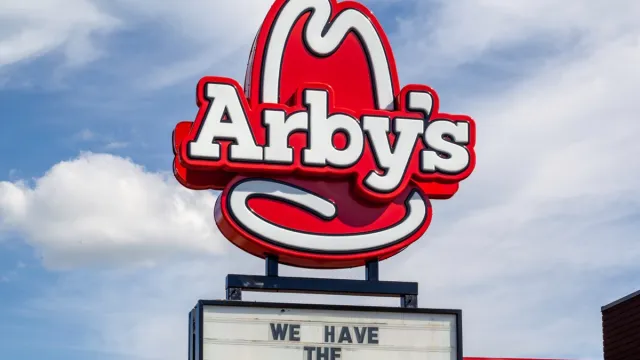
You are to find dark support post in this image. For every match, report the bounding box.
[265,255,279,277]
[365,260,379,281]
[227,287,242,301]
[401,294,418,308]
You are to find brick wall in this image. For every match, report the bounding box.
[602,290,640,360]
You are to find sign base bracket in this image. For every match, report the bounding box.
[226,256,418,308]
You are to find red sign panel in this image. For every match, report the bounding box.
[172,0,476,268]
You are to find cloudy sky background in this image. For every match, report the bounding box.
[1,0,639,359]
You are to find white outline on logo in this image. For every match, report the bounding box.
[227,178,428,253]
[261,0,395,110]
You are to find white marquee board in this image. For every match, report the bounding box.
[189,301,461,360]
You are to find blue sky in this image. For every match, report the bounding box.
[1,0,639,359]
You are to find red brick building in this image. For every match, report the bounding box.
[602,289,640,360]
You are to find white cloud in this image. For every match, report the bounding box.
[73,129,95,141]
[0,0,120,67]
[394,0,640,79]
[104,141,129,150]
[0,152,224,269]
[102,0,274,89]
[0,0,401,88]
[0,0,272,88]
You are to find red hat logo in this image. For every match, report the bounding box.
[173,0,476,268]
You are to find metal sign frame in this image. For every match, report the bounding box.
[225,256,419,308]
[188,300,463,360]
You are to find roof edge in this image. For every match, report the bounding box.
[601,289,640,311]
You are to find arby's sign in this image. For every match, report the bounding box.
[172,0,476,268]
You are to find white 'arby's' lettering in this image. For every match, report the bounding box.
[187,81,472,194]
[302,90,364,168]
[362,116,424,193]
[263,111,308,164]
[421,120,470,174]
[189,83,263,161]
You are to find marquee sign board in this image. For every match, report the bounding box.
[188,301,462,360]
[172,0,477,269]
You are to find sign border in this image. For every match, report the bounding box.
[189,300,463,360]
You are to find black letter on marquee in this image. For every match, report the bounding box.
[317,347,330,360]
[324,326,335,343]
[338,327,353,343]
[270,323,288,341]
[354,327,366,344]
[331,347,342,360]
[368,327,379,344]
[304,346,316,360]
[289,324,301,341]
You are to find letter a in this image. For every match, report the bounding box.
[189,82,263,162]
